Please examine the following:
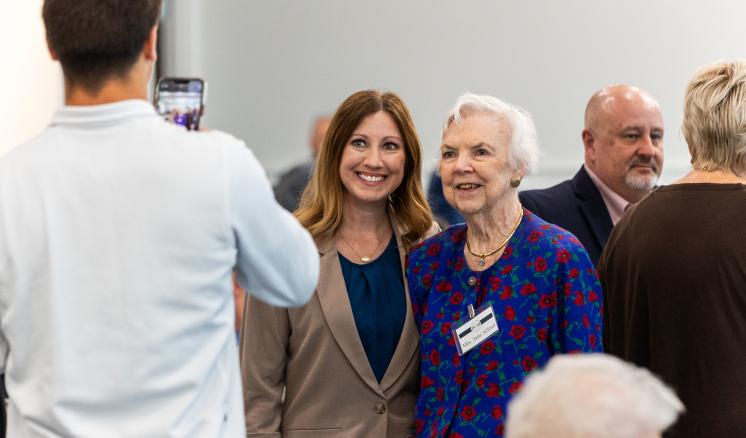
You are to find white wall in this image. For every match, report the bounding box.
[1,0,63,156]
[160,0,746,188]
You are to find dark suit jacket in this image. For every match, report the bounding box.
[518,166,612,267]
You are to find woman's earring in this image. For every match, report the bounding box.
[510,176,522,188]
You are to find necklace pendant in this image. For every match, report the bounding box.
[479,257,485,266]
[360,256,371,263]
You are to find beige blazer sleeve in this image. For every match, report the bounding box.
[239,295,290,438]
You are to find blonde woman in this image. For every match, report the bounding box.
[240,90,438,437]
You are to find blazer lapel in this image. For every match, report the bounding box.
[379,225,419,392]
[315,236,383,396]
[572,167,613,249]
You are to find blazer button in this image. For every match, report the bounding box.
[468,276,477,287]
[375,403,387,414]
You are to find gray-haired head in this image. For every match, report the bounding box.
[443,93,540,176]
[505,354,684,438]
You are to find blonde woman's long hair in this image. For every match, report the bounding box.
[295,90,432,250]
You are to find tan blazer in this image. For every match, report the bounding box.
[240,222,438,438]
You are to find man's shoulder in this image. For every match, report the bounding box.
[519,178,577,212]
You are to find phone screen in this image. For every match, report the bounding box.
[155,78,204,131]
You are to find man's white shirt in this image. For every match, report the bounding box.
[0,100,319,437]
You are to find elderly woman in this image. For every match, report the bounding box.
[407,93,603,437]
[241,90,438,437]
[601,61,746,438]
[505,354,683,438]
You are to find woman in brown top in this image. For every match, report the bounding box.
[600,60,746,438]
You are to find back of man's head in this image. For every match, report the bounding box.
[43,0,162,93]
[505,354,683,438]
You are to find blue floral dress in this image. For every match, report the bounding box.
[407,209,603,437]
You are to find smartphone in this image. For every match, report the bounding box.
[154,77,206,131]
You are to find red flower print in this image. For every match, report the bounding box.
[522,355,537,371]
[520,282,536,296]
[421,375,434,388]
[569,267,580,278]
[508,381,523,395]
[422,273,433,288]
[574,291,585,306]
[451,433,464,438]
[491,405,503,419]
[588,290,599,302]
[582,314,590,329]
[538,292,558,309]
[429,349,440,366]
[426,242,441,256]
[489,275,501,290]
[504,305,516,321]
[501,285,513,300]
[487,383,501,398]
[556,248,571,264]
[452,228,466,242]
[476,374,488,388]
[450,292,463,305]
[590,333,597,349]
[496,424,505,435]
[436,387,444,401]
[454,370,464,385]
[534,256,548,272]
[429,261,439,271]
[440,322,452,335]
[436,280,452,293]
[437,406,444,416]
[527,315,535,324]
[453,351,461,366]
[487,360,499,370]
[528,230,542,243]
[509,325,526,340]
[414,419,424,434]
[480,340,495,355]
[502,246,513,258]
[501,264,513,275]
[422,320,434,334]
[537,328,548,341]
[461,406,476,421]
[454,257,464,272]
[412,265,421,274]
[563,282,572,296]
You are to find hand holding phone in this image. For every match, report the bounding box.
[155,77,206,131]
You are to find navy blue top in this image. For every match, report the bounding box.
[338,234,405,383]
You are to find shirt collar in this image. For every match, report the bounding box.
[584,164,628,225]
[51,99,157,127]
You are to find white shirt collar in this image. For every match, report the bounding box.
[584,164,629,225]
[51,99,157,127]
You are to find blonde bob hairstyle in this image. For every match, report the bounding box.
[295,90,432,249]
[683,60,746,176]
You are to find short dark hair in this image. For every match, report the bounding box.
[43,0,162,92]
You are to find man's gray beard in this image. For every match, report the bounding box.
[625,172,658,192]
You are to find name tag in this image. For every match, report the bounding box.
[452,305,499,356]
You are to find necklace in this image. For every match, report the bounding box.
[339,231,391,263]
[466,208,524,267]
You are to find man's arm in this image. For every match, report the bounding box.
[227,142,319,307]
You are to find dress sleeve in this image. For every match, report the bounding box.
[226,142,319,308]
[239,295,291,437]
[552,243,604,353]
[406,245,429,329]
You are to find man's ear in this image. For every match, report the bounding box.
[582,128,595,162]
[46,34,59,61]
[143,25,158,62]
